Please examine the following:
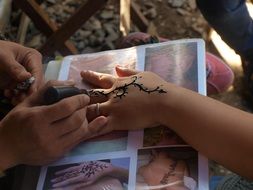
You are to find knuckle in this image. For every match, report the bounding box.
[26,48,42,59]
[77,95,85,107]
[60,100,74,113]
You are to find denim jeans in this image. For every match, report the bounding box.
[196,0,253,59]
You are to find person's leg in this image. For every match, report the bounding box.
[196,0,253,59]
[117,32,234,95]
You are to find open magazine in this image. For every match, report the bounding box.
[33,39,208,190]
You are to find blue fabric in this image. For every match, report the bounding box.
[210,176,224,190]
[196,0,253,59]
[216,174,253,190]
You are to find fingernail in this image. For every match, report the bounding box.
[116,65,125,69]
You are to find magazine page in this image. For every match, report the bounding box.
[36,39,208,190]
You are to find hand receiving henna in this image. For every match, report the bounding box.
[81,66,170,134]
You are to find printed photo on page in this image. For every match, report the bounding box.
[42,157,130,190]
[135,146,198,190]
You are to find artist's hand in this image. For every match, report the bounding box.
[0,81,107,170]
[51,161,114,189]
[82,66,169,133]
[0,40,44,104]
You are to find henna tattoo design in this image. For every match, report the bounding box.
[160,160,178,185]
[80,161,109,178]
[55,161,109,183]
[89,76,167,99]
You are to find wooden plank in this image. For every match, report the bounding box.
[17,13,30,45]
[13,0,78,56]
[120,0,130,36]
[40,0,108,55]
[130,1,149,32]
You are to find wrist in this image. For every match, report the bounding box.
[155,83,182,127]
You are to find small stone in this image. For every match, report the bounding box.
[46,0,56,4]
[79,30,92,38]
[94,29,106,38]
[101,40,115,50]
[82,47,97,54]
[176,8,190,16]
[144,1,155,9]
[144,8,157,19]
[106,5,114,10]
[26,34,42,48]
[89,17,102,30]
[168,0,185,8]
[77,41,85,50]
[192,23,204,34]
[100,10,114,19]
[89,35,100,47]
[177,28,185,34]
[188,0,197,10]
[103,23,115,34]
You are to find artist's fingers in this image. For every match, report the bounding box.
[0,57,31,82]
[42,94,90,122]
[82,116,108,140]
[115,65,140,77]
[81,70,116,89]
[61,116,107,152]
[23,80,75,106]
[52,108,86,136]
[20,48,44,92]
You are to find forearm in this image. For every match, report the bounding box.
[159,84,253,179]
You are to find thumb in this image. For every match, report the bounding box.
[2,59,31,82]
[115,65,140,77]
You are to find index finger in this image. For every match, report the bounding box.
[20,48,44,92]
[80,70,115,89]
[41,94,90,122]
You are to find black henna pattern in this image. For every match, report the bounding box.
[89,76,167,99]
[80,161,108,178]
[58,162,109,182]
[160,160,178,185]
